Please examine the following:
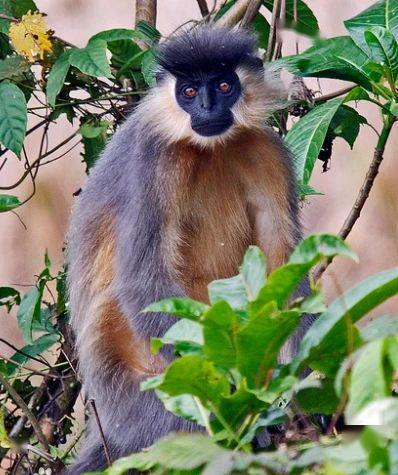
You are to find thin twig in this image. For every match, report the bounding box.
[88,399,112,467]
[0,372,51,452]
[240,0,262,27]
[314,116,396,280]
[196,0,210,17]
[314,86,354,103]
[266,0,281,62]
[216,0,252,27]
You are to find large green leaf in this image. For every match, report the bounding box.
[329,105,367,149]
[0,56,30,81]
[6,333,59,375]
[0,194,21,212]
[203,301,239,368]
[89,28,142,44]
[364,26,398,83]
[285,98,344,184]
[239,245,266,301]
[346,338,393,419]
[345,0,398,54]
[0,0,38,33]
[0,81,27,156]
[252,234,357,312]
[294,267,398,372]
[155,392,209,427]
[145,355,230,407]
[252,14,270,50]
[16,286,42,344]
[144,297,208,321]
[283,36,380,90]
[69,40,112,78]
[263,0,319,37]
[236,303,300,388]
[46,50,71,107]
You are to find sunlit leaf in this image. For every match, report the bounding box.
[0,194,21,212]
[0,81,27,156]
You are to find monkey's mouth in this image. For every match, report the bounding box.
[192,119,233,137]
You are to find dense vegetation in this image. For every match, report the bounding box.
[0,0,397,473]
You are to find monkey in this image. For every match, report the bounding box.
[66,26,314,474]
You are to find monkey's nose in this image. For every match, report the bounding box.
[199,88,213,111]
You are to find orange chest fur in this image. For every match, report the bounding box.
[161,132,291,301]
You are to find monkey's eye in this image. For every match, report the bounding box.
[218,81,231,93]
[183,86,198,98]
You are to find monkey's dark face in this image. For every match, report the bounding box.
[175,71,241,137]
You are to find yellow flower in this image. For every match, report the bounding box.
[9,11,52,62]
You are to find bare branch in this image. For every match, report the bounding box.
[135,0,157,27]
[240,0,262,27]
[266,0,281,61]
[216,0,251,27]
[196,0,210,17]
[0,371,51,452]
[314,116,396,280]
[88,399,112,467]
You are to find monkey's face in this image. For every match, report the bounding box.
[174,71,242,137]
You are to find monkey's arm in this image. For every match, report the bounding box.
[66,124,196,474]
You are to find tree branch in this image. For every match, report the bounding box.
[266,0,281,61]
[135,0,157,27]
[216,0,252,27]
[313,116,396,280]
[240,0,263,27]
[0,371,51,453]
[196,0,210,17]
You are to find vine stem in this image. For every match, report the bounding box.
[0,371,51,453]
[313,115,396,280]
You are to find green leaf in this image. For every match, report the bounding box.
[282,36,380,90]
[349,398,398,438]
[263,0,319,37]
[360,315,398,341]
[203,301,239,368]
[46,50,71,107]
[155,392,209,426]
[364,26,398,82]
[239,246,267,301]
[0,81,27,156]
[0,409,12,449]
[329,105,367,149]
[70,40,112,78]
[89,28,142,44]
[6,333,59,375]
[0,286,20,312]
[294,267,398,372]
[144,297,208,321]
[208,273,248,313]
[0,56,30,80]
[0,194,21,212]
[286,98,344,184]
[136,21,161,44]
[344,86,371,102]
[345,0,398,55]
[151,319,203,355]
[10,0,38,17]
[253,234,357,311]
[149,355,230,407]
[296,377,340,415]
[141,49,156,86]
[252,14,270,50]
[346,339,393,418]
[236,304,301,388]
[16,286,42,344]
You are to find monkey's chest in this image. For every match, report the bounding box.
[167,178,253,302]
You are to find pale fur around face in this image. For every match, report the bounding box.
[137,65,286,148]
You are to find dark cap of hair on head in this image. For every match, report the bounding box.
[156,26,263,78]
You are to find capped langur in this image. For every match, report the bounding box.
[67,26,314,473]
